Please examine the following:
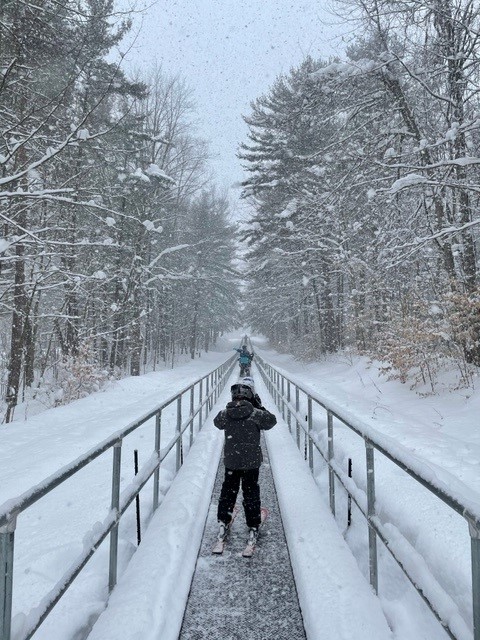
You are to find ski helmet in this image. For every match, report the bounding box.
[241,376,255,391]
[230,382,254,401]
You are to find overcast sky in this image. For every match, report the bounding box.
[122,0,346,207]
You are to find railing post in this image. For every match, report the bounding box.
[0,513,16,640]
[347,458,352,527]
[287,380,291,433]
[189,386,195,447]
[307,397,313,470]
[365,440,378,594]
[176,397,183,472]
[206,377,210,415]
[210,373,214,409]
[199,379,204,429]
[468,518,480,640]
[108,441,122,592]
[295,387,300,449]
[153,411,162,511]
[281,376,285,420]
[327,411,335,517]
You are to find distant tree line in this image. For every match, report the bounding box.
[241,0,480,391]
[0,0,240,421]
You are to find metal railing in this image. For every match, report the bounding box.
[0,354,236,640]
[255,352,480,640]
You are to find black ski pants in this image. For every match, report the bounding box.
[217,468,261,529]
[239,363,251,377]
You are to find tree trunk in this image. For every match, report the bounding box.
[130,291,142,376]
[190,299,199,359]
[23,314,35,388]
[5,238,27,422]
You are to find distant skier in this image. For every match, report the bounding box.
[214,379,276,546]
[234,345,254,376]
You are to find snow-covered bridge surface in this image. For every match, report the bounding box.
[87,369,392,640]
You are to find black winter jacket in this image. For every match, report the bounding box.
[214,400,276,470]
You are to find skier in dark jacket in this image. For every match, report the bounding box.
[214,380,276,541]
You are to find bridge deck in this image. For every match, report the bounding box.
[87,371,392,640]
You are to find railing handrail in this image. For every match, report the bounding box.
[255,353,480,525]
[0,356,235,527]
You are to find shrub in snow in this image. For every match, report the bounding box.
[373,295,474,393]
[374,316,445,393]
[53,342,110,405]
[448,290,480,369]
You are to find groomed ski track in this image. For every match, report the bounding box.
[87,364,392,640]
[179,435,306,640]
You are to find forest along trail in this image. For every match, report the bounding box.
[179,434,306,640]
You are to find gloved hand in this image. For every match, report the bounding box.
[252,393,264,409]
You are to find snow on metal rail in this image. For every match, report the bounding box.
[255,352,480,640]
[0,355,236,640]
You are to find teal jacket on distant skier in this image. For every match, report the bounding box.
[234,347,254,365]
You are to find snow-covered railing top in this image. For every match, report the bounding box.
[0,358,234,527]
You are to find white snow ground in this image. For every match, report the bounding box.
[1,334,479,639]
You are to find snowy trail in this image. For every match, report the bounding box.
[2,338,479,639]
